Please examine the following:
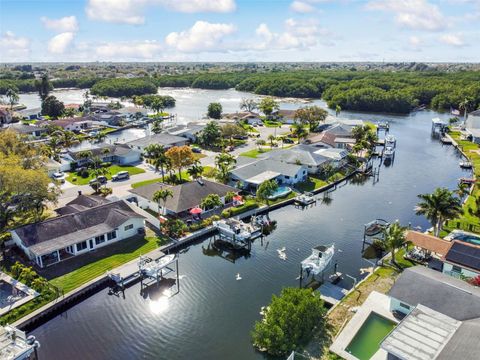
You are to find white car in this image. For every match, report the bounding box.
[52,172,66,183]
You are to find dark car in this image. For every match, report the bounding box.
[282,137,294,144]
[192,147,202,153]
[233,134,248,140]
[90,176,107,185]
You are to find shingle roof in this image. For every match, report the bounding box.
[324,123,354,137]
[445,241,480,272]
[388,266,480,321]
[126,133,187,148]
[56,195,111,215]
[231,158,304,181]
[437,317,480,360]
[13,200,144,256]
[129,179,238,214]
[67,144,136,160]
[267,145,330,167]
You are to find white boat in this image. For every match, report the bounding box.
[295,192,316,206]
[301,244,335,275]
[138,254,176,278]
[213,218,261,241]
[385,134,396,148]
[0,325,39,360]
[459,160,473,169]
[384,145,395,158]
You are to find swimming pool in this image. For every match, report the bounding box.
[445,230,480,246]
[346,312,396,360]
[267,186,292,200]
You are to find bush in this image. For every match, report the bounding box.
[221,200,258,218]
[79,169,89,178]
[101,162,111,168]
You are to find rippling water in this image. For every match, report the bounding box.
[31,105,466,359]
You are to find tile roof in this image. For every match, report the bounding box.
[406,231,452,256]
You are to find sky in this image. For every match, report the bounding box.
[0,0,479,63]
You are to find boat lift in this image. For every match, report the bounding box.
[362,218,390,252]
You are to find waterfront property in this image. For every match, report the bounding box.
[0,272,38,317]
[2,123,48,139]
[126,133,188,152]
[165,122,206,142]
[465,109,480,143]
[306,122,358,149]
[443,241,480,278]
[0,108,13,125]
[64,143,142,167]
[230,158,307,191]
[10,196,145,268]
[39,116,93,132]
[265,145,332,174]
[331,266,480,360]
[0,324,39,360]
[129,179,239,216]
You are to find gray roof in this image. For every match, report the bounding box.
[67,144,137,160]
[129,179,238,214]
[126,133,187,149]
[231,158,304,181]
[13,200,144,256]
[324,123,354,137]
[445,241,480,271]
[389,266,480,321]
[56,195,111,215]
[266,145,330,167]
[6,123,46,134]
[381,304,461,360]
[437,317,480,360]
[469,109,480,117]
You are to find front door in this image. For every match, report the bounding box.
[89,239,94,250]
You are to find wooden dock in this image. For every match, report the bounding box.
[319,282,349,306]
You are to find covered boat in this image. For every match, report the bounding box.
[213,218,261,241]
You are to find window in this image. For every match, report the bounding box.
[76,241,87,252]
[399,302,410,310]
[107,231,117,241]
[452,265,462,273]
[284,175,290,179]
[95,235,105,245]
[124,224,134,231]
[294,174,297,178]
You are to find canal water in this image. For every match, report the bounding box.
[31,105,466,360]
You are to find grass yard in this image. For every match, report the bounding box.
[49,233,168,293]
[131,170,192,188]
[66,164,145,185]
[240,148,272,158]
[295,176,328,192]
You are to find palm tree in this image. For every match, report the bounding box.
[415,187,462,237]
[144,144,168,182]
[291,123,308,144]
[456,182,470,200]
[153,188,174,216]
[200,194,222,210]
[187,160,204,179]
[267,134,276,148]
[151,120,163,134]
[78,150,93,166]
[92,132,106,143]
[383,221,407,266]
[5,88,19,110]
[60,130,79,149]
[459,98,472,123]
[215,152,236,183]
[335,104,341,117]
[47,136,61,161]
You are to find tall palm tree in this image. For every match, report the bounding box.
[459,98,472,123]
[60,130,79,149]
[383,221,407,266]
[215,152,236,183]
[47,136,61,161]
[187,160,204,180]
[290,123,308,144]
[5,88,19,110]
[153,188,174,216]
[144,144,168,182]
[415,187,462,237]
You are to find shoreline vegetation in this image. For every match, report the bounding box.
[2,70,479,114]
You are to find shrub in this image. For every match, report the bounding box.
[101,162,112,168]
[221,200,258,218]
[79,169,89,178]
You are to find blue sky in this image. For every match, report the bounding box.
[0,0,479,62]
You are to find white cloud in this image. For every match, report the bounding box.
[165,21,236,52]
[366,0,447,31]
[290,1,316,13]
[95,40,162,59]
[409,35,422,46]
[86,0,236,25]
[48,32,75,54]
[41,16,78,32]
[439,33,466,47]
[0,31,30,61]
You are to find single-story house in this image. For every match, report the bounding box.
[230,158,307,191]
[0,108,13,126]
[4,123,47,138]
[64,143,141,167]
[17,108,41,120]
[272,109,296,124]
[46,158,70,176]
[466,109,480,144]
[166,123,206,142]
[90,111,124,126]
[265,145,331,174]
[443,241,480,279]
[46,117,93,132]
[306,122,356,149]
[126,133,188,152]
[129,179,239,216]
[10,197,145,268]
[223,111,261,124]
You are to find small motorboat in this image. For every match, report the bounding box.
[295,192,316,206]
[301,244,335,275]
[385,134,396,148]
[384,146,395,158]
[459,160,473,169]
[213,218,261,241]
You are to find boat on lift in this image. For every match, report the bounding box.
[295,192,316,206]
[459,160,473,169]
[213,218,261,241]
[384,145,395,158]
[301,244,335,275]
[385,134,396,148]
[138,254,176,278]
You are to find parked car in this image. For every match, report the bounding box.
[52,172,65,184]
[89,176,107,185]
[112,171,129,181]
[282,137,294,144]
[233,134,248,140]
[192,147,202,153]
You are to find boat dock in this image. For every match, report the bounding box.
[319,282,349,306]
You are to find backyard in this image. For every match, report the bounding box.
[66,164,145,185]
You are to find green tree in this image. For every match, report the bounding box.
[252,287,326,356]
[162,218,187,238]
[41,95,65,119]
[294,105,328,131]
[199,121,222,148]
[165,145,195,181]
[335,104,341,117]
[256,180,279,205]
[267,134,276,148]
[5,88,19,110]
[187,160,204,180]
[225,191,236,203]
[207,102,222,119]
[215,152,236,183]
[200,194,222,210]
[383,221,407,266]
[240,98,258,112]
[415,187,462,237]
[144,144,168,182]
[290,122,308,143]
[153,188,174,216]
[258,97,279,118]
[35,74,51,101]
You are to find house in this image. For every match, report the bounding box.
[466,109,480,143]
[223,111,261,125]
[17,108,41,120]
[4,123,47,138]
[0,108,13,126]
[314,148,349,168]
[230,158,307,191]
[166,123,206,142]
[126,133,188,152]
[10,197,145,268]
[273,109,296,124]
[47,117,93,132]
[443,241,480,279]
[46,158,70,176]
[265,145,331,174]
[90,111,124,126]
[65,144,141,167]
[306,123,356,149]
[129,179,239,216]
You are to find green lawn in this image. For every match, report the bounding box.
[240,148,272,158]
[131,170,191,188]
[295,176,328,192]
[66,165,145,185]
[50,234,167,293]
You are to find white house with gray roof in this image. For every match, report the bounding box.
[466,109,480,144]
[230,158,307,191]
[10,196,145,268]
[126,133,188,152]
